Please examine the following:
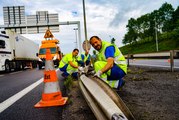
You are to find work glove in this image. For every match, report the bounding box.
[94,70,102,77]
[84,65,89,73]
[78,66,84,73]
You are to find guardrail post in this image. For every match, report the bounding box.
[127,54,130,67]
[170,50,174,72]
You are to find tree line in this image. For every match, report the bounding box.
[122,2,179,45]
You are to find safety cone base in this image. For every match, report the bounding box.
[34,97,68,108]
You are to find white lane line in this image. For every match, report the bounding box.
[10,71,23,75]
[0,78,43,113]
[0,69,59,113]
[0,75,4,77]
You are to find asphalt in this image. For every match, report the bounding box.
[0,69,43,103]
[0,69,68,120]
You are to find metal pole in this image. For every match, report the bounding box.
[127,54,130,67]
[75,29,78,48]
[73,28,78,48]
[82,0,89,52]
[82,0,88,41]
[77,22,82,53]
[155,19,158,52]
[170,50,174,72]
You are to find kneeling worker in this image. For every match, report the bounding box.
[77,50,91,67]
[89,36,127,89]
[59,48,79,78]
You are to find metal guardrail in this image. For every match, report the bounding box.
[125,50,179,72]
[79,74,135,120]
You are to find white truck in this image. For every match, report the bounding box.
[0,30,39,72]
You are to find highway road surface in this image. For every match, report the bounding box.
[0,69,67,120]
[1,59,178,120]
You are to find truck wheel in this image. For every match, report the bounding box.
[15,61,20,71]
[19,62,23,70]
[22,62,25,70]
[32,61,37,68]
[38,64,42,69]
[5,61,11,72]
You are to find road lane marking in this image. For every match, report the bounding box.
[10,71,23,74]
[0,78,43,113]
[0,69,59,113]
[0,75,4,77]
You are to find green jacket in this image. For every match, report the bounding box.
[59,53,77,68]
[97,41,127,73]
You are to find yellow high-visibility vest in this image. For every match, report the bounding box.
[97,41,127,73]
[59,53,77,68]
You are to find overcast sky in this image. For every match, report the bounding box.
[0,0,178,54]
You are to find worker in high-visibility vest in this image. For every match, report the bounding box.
[59,48,79,78]
[91,50,98,65]
[89,36,127,89]
[77,50,91,67]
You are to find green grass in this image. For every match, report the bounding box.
[120,39,179,55]
[64,76,74,90]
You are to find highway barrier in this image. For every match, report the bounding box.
[125,50,179,72]
[79,74,135,120]
[34,49,68,108]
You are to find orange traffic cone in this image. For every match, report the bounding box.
[34,49,68,108]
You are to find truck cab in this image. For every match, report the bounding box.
[0,30,12,71]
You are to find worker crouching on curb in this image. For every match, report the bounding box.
[59,48,79,79]
[77,50,91,67]
[89,36,127,89]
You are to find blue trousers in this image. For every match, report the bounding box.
[94,61,126,88]
[107,64,126,89]
[60,64,78,79]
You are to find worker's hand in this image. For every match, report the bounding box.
[84,65,89,73]
[94,70,102,77]
[78,66,84,73]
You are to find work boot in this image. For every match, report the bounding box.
[61,72,68,78]
[115,79,125,91]
[72,72,78,80]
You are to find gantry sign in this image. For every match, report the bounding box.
[0,21,82,53]
[0,6,82,52]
